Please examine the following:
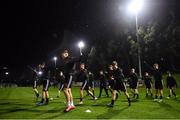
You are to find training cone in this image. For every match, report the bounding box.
[85,109,91,113]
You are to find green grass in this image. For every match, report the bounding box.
[0,74,180,119]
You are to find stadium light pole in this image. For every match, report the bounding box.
[53,56,58,68]
[78,41,85,56]
[128,0,143,78]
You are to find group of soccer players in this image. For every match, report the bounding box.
[31,49,178,112]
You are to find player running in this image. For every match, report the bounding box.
[107,61,131,107]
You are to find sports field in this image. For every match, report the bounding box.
[0,74,180,119]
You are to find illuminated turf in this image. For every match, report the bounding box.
[0,74,180,119]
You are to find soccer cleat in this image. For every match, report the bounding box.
[153,99,158,102]
[78,101,83,105]
[166,97,170,99]
[64,106,75,112]
[158,99,163,103]
[71,105,75,109]
[107,103,114,107]
[36,102,44,106]
[94,97,98,100]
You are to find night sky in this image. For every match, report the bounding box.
[1,0,179,71]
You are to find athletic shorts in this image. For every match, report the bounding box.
[42,79,49,91]
[167,85,175,89]
[113,81,127,92]
[146,84,151,89]
[108,80,115,87]
[63,74,73,89]
[155,80,163,89]
[129,83,138,89]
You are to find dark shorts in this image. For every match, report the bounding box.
[108,80,115,87]
[167,85,175,89]
[129,83,138,89]
[42,79,49,91]
[113,81,127,92]
[145,83,152,89]
[155,80,163,89]
[63,74,73,89]
[89,81,94,88]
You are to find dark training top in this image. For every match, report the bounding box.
[107,69,114,80]
[143,76,152,86]
[99,73,108,87]
[153,69,163,82]
[166,76,178,88]
[89,73,94,85]
[61,56,81,75]
[112,68,124,82]
[129,73,138,86]
[40,67,50,80]
[77,69,89,82]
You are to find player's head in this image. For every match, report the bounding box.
[131,68,135,73]
[100,70,103,75]
[38,64,41,68]
[80,63,85,70]
[60,71,63,76]
[112,61,118,69]
[145,72,149,76]
[153,63,159,69]
[41,62,46,68]
[61,50,69,59]
[167,71,172,76]
[89,71,92,75]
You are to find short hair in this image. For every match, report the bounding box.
[153,63,159,67]
[112,61,118,66]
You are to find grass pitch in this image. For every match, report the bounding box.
[0,74,180,119]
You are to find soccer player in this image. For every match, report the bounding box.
[107,65,114,94]
[98,70,109,98]
[32,64,41,101]
[108,61,131,107]
[88,71,95,96]
[153,63,164,102]
[77,63,97,104]
[57,71,65,98]
[61,50,82,112]
[128,68,139,99]
[143,72,153,97]
[166,71,178,99]
[37,62,50,105]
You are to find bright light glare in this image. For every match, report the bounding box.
[53,56,57,61]
[38,71,42,75]
[5,72,9,75]
[78,41,85,48]
[128,0,143,14]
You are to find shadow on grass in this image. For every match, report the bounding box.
[91,100,110,107]
[0,102,11,105]
[96,106,129,119]
[157,101,180,112]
